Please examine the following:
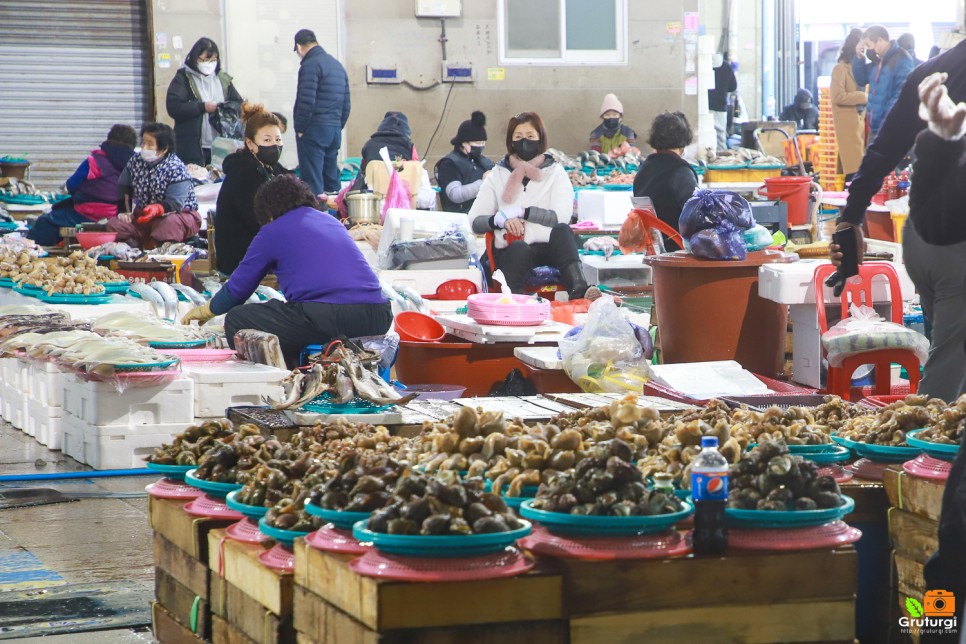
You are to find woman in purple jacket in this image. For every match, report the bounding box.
[181,174,390,367]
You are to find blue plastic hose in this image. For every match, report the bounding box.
[0,468,154,482]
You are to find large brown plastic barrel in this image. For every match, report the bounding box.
[644,250,794,378]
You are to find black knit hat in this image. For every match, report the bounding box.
[451,111,487,146]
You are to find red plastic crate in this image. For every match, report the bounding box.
[858,393,911,408]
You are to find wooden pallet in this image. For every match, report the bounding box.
[207,529,295,644]
[156,567,210,641]
[150,496,236,561]
[153,601,207,644]
[293,542,563,632]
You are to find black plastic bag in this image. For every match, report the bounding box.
[679,189,754,238]
[211,101,243,140]
[489,368,537,397]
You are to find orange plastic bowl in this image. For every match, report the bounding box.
[394,311,446,343]
[75,231,117,250]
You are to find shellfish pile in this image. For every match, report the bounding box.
[10,251,124,295]
[728,440,845,511]
[835,395,944,446]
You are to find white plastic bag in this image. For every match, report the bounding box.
[558,295,650,393]
[821,304,929,367]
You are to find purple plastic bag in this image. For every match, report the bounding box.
[679,189,754,238]
[689,225,748,261]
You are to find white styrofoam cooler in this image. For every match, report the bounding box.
[576,190,633,228]
[29,362,68,407]
[758,259,914,305]
[62,414,86,464]
[180,361,287,418]
[61,412,184,469]
[377,268,484,297]
[62,375,194,427]
[581,254,652,288]
[28,399,62,450]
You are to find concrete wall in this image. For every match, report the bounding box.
[343,0,700,167]
[149,0,225,125]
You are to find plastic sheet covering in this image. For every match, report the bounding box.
[821,304,929,368]
[379,226,473,270]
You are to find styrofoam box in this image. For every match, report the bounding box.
[62,413,86,464]
[62,375,194,427]
[180,361,287,418]
[29,362,68,407]
[28,399,62,450]
[576,190,633,227]
[10,384,27,431]
[581,254,652,288]
[378,268,483,297]
[0,357,23,390]
[82,418,185,470]
[758,259,913,305]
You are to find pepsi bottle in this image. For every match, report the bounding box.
[691,436,729,555]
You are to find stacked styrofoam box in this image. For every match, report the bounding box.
[61,374,195,469]
[1,357,31,432]
[180,361,288,419]
[27,362,68,449]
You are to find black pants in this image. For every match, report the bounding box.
[224,299,392,368]
[492,223,583,293]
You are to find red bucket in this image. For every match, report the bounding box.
[757,176,813,226]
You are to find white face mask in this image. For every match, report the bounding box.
[197,61,217,76]
[140,149,160,163]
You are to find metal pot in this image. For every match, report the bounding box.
[345,190,381,225]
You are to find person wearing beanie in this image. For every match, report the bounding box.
[589,93,638,157]
[434,111,495,214]
[359,111,416,172]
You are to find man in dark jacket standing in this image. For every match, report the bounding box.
[853,25,915,141]
[293,29,350,196]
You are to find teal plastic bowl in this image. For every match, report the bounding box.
[225,490,269,519]
[519,499,693,536]
[304,501,371,530]
[146,462,194,480]
[789,444,852,464]
[725,495,855,529]
[184,468,243,497]
[905,429,958,462]
[352,519,531,557]
[850,441,921,463]
[258,516,312,547]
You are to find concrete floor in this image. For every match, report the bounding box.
[0,420,156,642]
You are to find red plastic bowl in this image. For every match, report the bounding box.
[394,311,445,343]
[425,279,478,300]
[75,231,117,249]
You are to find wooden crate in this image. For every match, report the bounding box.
[153,601,207,644]
[554,548,856,616]
[212,613,259,644]
[156,567,211,641]
[883,466,944,522]
[207,529,295,644]
[210,574,295,644]
[890,509,939,567]
[840,478,889,525]
[155,533,210,601]
[150,496,235,561]
[569,599,855,644]
[293,541,563,632]
[294,585,568,644]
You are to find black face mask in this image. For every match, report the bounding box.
[254,144,282,166]
[512,138,541,161]
[468,145,484,160]
[603,117,621,130]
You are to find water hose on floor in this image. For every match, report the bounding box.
[0,468,153,482]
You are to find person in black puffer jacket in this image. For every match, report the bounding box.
[435,111,494,214]
[166,37,243,168]
[360,111,415,172]
[632,112,698,251]
[214,104,290,274]
[293,29,350,196]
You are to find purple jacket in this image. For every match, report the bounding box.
[70,141,134,220]
[222,206,385,307]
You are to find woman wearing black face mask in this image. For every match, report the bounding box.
[469,112,599,300]
[214,104,290,274]
[435,111,495,214]
[589,93,639,157]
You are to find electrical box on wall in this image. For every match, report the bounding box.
[442,61,473,83]
[367,65,401,84]
[415,0,461,18]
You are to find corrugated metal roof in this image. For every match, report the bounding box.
[0,1,150,190]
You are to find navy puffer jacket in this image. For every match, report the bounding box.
[852,42,914,134]
[293,45,350,133]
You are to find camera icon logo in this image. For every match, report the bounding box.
[924,590,956,617]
